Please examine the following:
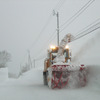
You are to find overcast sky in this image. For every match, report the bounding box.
[0,0,100,72]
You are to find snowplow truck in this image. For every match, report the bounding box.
[43,34,88,89]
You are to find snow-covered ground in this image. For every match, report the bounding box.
[0,66,100,100]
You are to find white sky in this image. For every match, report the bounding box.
[0,0,100,72]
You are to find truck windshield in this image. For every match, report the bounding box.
[52,53,57,59]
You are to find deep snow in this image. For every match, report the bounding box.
[0,66,100,100]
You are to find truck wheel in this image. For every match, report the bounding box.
[43,71,48,85]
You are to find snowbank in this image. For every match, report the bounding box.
[0,66,100,100]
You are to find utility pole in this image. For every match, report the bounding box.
[27,50,32,68]
[53,10,59,46]
[33,59,35,68]
[57,12,59,46]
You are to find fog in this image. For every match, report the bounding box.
[0,0,100,74]
[72,31,100,62]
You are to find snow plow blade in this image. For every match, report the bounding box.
[47,64,88,89]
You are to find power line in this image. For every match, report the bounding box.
[72,22,100,42]
[73,27,100,41]
[60,0,95,32]
[75,18,100,37]
[60,0,93,27]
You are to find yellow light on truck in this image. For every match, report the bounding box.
[65,45,69,49]
[50,45,56,50]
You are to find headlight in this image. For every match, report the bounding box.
[65,45,69,49]
[50,45,56,50]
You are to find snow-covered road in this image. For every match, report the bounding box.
[0,66,100,100]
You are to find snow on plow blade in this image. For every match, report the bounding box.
[47,64,88,89]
